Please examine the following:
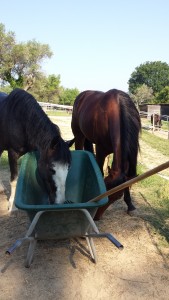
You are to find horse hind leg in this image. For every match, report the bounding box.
[123,187,136,215]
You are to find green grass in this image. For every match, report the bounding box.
[1,151,8,166]
[141,129,169,156]
[136,163,169,246]
[1,151,23,168]
[46,110,70,117]
[136,128,169,247]
[161,120,169,131]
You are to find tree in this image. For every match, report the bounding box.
[0,23,53,90]
[155,86,169,104]
[45,74,61,103]
[29,74,61,103]
[128,61,169,94]
[59,88,79,105]
[130,84,154,109]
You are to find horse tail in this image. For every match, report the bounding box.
[118,91,141,178]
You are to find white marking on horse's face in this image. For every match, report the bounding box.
[52,162,69,204]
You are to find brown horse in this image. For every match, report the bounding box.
[151,113,162,128]
[71,89,141,220]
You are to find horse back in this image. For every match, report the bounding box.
[71,89,121,147]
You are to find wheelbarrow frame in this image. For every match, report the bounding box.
[7,150,123,267]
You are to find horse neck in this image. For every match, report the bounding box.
[26,118,60,151]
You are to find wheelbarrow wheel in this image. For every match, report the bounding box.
[25,239,37,268]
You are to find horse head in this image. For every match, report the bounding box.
[37,137,74,205]
[104,166,125,200]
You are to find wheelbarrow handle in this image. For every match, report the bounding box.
[104,233,123,249]
[85,233,123,249]
[6,237,34,255]
[6,239,24,255]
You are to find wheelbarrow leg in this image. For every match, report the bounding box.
[25,238,37,268]
[85,235,97,263]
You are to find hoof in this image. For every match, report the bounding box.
[8,200,18,213]
[8,206,18,213]
[127,208,137,217]
[94,216,101,221]
[94,213,104,221]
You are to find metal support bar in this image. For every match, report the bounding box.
[5,208,100,263]
[79,208,100,234]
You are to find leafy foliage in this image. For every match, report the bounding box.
[0,23,79,106]
[59,88,79,105]
[128,61,169,94]
[0,23,53,90]
[155,86,169,104]
[30,74,61,103]
[130,84,154,109]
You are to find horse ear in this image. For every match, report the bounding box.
[66,138,75,148]
[50,137,75,149]
[50,137,59,149]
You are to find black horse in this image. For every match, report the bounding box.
[0,89,74,211]
[71,89,141,220]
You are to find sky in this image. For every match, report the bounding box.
[1,0,169,92]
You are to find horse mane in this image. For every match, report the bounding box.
[5,88,63,152]
[116,90,141,177]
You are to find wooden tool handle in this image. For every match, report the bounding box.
[88,161,169,203]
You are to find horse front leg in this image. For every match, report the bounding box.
[8,149,20,212]
[0,151,5,193]
[95,145,106,175]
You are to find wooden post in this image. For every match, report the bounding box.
[152,113,155,133]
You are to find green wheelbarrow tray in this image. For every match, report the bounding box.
[6,150,123,267]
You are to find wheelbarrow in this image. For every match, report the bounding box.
[6,150,123,267]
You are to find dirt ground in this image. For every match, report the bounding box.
[0,116,169,300]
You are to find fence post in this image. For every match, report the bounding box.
[152,113,155,133]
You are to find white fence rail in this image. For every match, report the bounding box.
[38,102,73,111]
